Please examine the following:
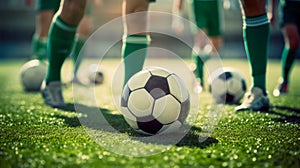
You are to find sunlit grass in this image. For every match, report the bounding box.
[0,59,299,167]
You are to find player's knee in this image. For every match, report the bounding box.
[62,0,86,24]
[242,0,266,17]
[69,4,85,20]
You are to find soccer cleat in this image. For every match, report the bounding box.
[41,81,66,108]
[273,78,288,97]
[235,87,270,112]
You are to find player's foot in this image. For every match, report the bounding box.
[273,78,288,97]
[41,81,66,108]
[235,87,269,112]
[193,81,203,94]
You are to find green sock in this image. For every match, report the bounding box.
[122,34,150,86]
[243,14,270,92]
[31,34,47,60]
[281,46,296,84]
[71,36,86,77]
[46,16,77,83]
[192,51,205,84]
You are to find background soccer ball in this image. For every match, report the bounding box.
[121,67,190,135]
[209,67,246,104]
[20,59,47,92]
[89,71,104,84]
[88,64,104,84]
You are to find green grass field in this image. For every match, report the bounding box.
[0,59,300,168]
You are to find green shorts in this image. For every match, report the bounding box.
[35,0,61,12]
[281,1,300,31]
[191,0,221,36]
[36,0,92,15]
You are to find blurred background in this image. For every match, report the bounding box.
[0,0,296,60]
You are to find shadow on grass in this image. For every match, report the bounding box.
[54,103,144,133]
[267,105,300,124]
[271,105,300,114]
[235,105,300,124]
[53,103,80,127]
[58,103,84,112]
[235,104,300,124]
[44,103,77,112]
[53,103,217,148]
[177,126,219,148]
[54,103,130,130]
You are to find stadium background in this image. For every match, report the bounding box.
[0,0,297,60]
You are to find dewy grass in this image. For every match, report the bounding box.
[0,59,300,168]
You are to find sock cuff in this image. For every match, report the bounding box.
[50,16,77,41]
[123,34,151,45]
[54,16,77,32]
[243,13,269,28]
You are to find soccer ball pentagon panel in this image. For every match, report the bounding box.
[121,67,190,135]
[20,59,47,92]
[209,67,246,104]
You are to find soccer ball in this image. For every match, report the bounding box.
[20,59,47,92]
[88,64,104,84]
[121,67,190,135]
[209,67,246,104]
[89,71,104,84]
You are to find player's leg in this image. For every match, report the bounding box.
[42,0,86,108]
[191,0,209,89]
[122,0,151,86]
[31,0,60,60]
[281,25,299,85]
[206,0,222,54]
[274,2,300,96]
[235,0,270,111]
[209,37,222,54]
[46,0,86,83]
[192,0,221,91]
[205,0,223,88]
[72,4,93,82]
[192,30,209,87]
[205,0,223,80]
[31,11,52,60]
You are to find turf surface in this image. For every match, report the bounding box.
[0,59,300,168]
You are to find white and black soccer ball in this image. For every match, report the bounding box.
[209,67,247,104]
[88,64,104,84]
[20,59,47,92]
[121,67,190,135]
[89,71,104,84]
